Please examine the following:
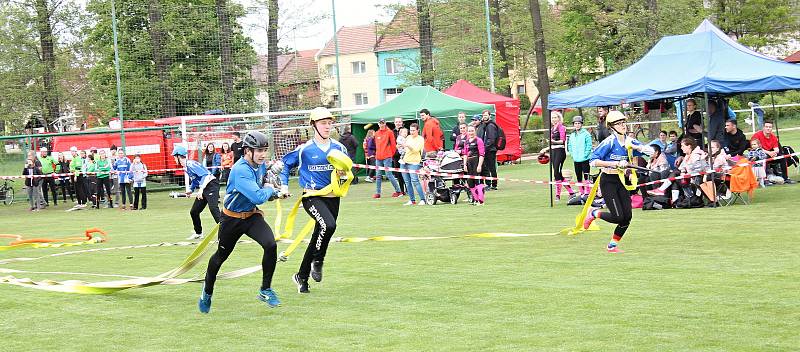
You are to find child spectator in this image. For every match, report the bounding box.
[114,149,133,210]
[396,127,408,162]
[131,154,148,210]
[56,152,75,203]
[220,142,234,183]
[95,150,113,209]
[84,154,98,208]
[747,139,768,187]
[23,156,43,211]
[363,129,376,182]
[567,116,592,195]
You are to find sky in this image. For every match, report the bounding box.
[236,0,414,54]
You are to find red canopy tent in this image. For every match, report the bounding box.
[444,79,521,162]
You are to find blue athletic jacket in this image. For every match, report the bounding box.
[223,158,275,212]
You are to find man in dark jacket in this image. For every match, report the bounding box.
[391,117,406,194]
[450,112,467,143]
[595,106,611,142]
[724,120,747,157]
[476,110,499,190]
[231,132,244,163]
[339,126,360,184]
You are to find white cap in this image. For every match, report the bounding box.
[39,147,48,152]
[70,146,78,152]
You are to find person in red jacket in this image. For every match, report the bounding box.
[373,118,402,198]
[420,109,443,152]
[751,120,793,183]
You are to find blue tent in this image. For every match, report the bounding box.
[548,20,800,109]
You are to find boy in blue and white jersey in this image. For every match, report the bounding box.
[280,107,349,294]
[172,145,220,240]
[197,131,281,313]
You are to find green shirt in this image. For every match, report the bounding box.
[85,161,97,175]
[38,155,57,174]
[96,159,111,179]
[70,156,83,174]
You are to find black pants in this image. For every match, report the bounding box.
[574,160,590,184]
[392,154,405,193]
[96,177,113,208]
[42,175,57,205]
[76,175,87,205]
[58,178,74,202]
[366,157,376,178]
[297,196,340,279]
[87,176,97,206]
[190,179,221,235]
[133,186,147,209]
[120,183,133,205]
[481,150,498,188]
[551,148,566,181]
[598,174,632,238]
[466,156,481,188]
[203,213,277,296]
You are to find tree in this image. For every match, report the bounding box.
[489,0,511,96]
[216,0,234,110]
[147,0,176,118]
[712,0,799,51]
[417,0,434,86]
[85,0,258,119]
[266,0,279,111]
[528,0,549,123]
[34,0,60,131]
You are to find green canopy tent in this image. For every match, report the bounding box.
[348,86,495,168]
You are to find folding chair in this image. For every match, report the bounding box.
[723,161,759,206]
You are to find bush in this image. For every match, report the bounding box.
[518,94,531,112]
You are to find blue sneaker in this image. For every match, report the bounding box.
[258,288,281,308]
[198,287,212,314]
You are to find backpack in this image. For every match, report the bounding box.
[782,145,798,168]
[491,121,507,150]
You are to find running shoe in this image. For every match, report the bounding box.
[310,260,323,282]
[293,273,310,293]
[257,288,281,308]
[187,233,203,240]
[583,207,598,230]
[606,245,624,253]
[391,192,402,198]
[198,286,212,313]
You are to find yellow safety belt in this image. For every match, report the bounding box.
[619,140,639,191]
[278,149,354,261]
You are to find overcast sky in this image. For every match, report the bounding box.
[237,0,413,54]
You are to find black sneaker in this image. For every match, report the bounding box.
[310,260,323,282]
[293,273,309,293]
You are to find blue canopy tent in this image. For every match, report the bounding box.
[549,20,800,109]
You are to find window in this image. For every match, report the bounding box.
[384,88,403,101]
[516,85,526,95]
[325,64,337,77]
[351,61,366,74]
[385,58,404,75]
[354,93,369,106]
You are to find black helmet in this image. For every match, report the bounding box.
[243,131,269,149]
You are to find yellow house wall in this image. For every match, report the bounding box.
[318,52,380,108]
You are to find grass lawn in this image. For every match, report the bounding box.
[1,132,799,351]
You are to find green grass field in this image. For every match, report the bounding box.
[1,132,799,351]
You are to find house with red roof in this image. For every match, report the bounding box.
[374,7,420,103]
[252,49,320,110]
[316,24,379,108]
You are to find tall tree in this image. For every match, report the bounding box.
[266,0,279,111]
[417,0,434,86]
[528,0,550,123]
[489,0,511,97]
[147,0,176,118]
[216,0,234,110]
[712,0,798,51]
[34,0,60,131]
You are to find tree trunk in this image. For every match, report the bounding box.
[417,0,434,86]
[147,0,176,118]
[35,0,59,131]
[644,0,660,139]
[216,0,234,111]
[528,0,550,124]
[266,0,279,111]
[490,0,511,97]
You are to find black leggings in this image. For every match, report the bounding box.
[481,150,498,188]
[96,177,112,207]
[466,156,480,188]
[297,196,340,279]
[598,174,632,238]
[551,148,566,181]
[573,160,590,184]
[190,179,221,235]
[76,175,87,205]
[133,186,147,209]
[42,176,57,205]
[203,213,277,295]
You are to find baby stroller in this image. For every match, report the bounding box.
[421,150,472,205]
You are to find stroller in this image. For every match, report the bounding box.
[420,150,471,205]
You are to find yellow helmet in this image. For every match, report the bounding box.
[309,107,335,123]
[606,110,626,125]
